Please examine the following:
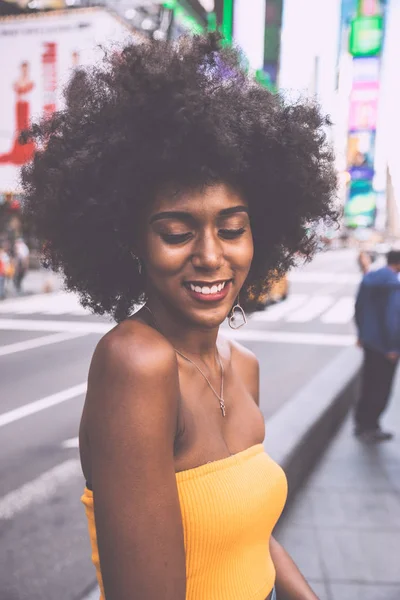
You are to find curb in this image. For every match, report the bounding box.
[263,346,362,501]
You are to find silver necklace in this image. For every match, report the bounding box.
[143,305,226,417]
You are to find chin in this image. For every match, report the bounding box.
[185,307,230,329]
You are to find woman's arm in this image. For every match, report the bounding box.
[85,321,186,600]
[270,537,319,600]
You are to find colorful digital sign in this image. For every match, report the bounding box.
[349,15,383,57]
[348,81,379,130]
[345,3,385,229]
[345,179,377,227]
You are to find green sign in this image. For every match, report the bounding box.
[162,1,205,34]
[349,16,383,57]
[345,179,376,227]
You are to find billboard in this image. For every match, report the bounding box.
[0,8,139,192]
[344,179,376,227]
[348,81,379,130]
[344,4,384,230]
[349,15,383,57]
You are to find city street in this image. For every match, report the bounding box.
[0,248,362,600]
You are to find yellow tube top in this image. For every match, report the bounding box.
[81,443,287,600]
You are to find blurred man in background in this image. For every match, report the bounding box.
[354,250,400,442]
[13,237,29,294]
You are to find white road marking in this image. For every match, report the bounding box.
[0,383,87,428]
[83,586,100,600]
[321,296,355,324]
[0,332,88,357]
[286,295,334,323]
[224,329,355,346]
[61,437,79,449]
[0,459,81,520]
[0,292,57,312]
[251,294,308,322]
[288,272,360,284]
[0,318,111,334]
[0,292,89,315]
[0,313,355,345]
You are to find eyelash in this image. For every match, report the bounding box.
[161,228,246,245]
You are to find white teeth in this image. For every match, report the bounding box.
[189,281,227,295]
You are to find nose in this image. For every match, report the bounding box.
[191,230,224,272]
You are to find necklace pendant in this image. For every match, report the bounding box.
[220,401,226,417]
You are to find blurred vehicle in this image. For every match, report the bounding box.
[252,273,289,310]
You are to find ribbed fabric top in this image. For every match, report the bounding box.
[81,443,288,600]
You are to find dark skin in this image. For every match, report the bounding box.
[79,183,319,600]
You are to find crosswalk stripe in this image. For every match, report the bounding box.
[0,383,87,428]
[0,318,110,334]
[0,459,81,520]
[251,294,308,322]
[61,437,79,449]
[288,272,360,284]
[224,328,355,346]
[0,292,89,315]
[0,332,87,357]
[82,586,100,600]
[0,291,357,326]
[286,295,334,323]
[321,296,355,324]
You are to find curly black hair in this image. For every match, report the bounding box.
[21,33,338,322]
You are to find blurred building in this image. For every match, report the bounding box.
[1,0,398,241]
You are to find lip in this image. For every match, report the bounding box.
[185,279,231,286]
[183,280,232,303]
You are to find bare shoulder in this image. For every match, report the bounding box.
[229,338,259,374]
[83,317,180,456]
[92,318,177,379]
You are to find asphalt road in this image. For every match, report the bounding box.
[0,248,362,600]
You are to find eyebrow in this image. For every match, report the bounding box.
[149,205,249,224]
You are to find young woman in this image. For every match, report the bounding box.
[22,34,337,600]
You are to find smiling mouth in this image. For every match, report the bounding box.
[184,280,232,296]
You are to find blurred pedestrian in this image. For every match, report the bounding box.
[354,249,400,442]
[22,34,337,600]
[0,244,10,299]
[13,237,29,294]
[357,249,371,274]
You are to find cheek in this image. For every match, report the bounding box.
[145,237,188,277]
[233,234,254,272]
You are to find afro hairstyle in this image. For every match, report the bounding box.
[21,33,338,322]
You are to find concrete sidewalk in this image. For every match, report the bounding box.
[276,370,400,600]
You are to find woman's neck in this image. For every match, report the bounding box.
[143,300,220,364]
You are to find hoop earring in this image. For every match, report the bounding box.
[130,252,142,275]
[228,296,247,329]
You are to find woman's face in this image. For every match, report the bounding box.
[143,183,254,328]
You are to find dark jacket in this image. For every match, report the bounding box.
[355,266,400,354]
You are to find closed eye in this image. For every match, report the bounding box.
[161,232,192,245]
[219,228,246,239]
